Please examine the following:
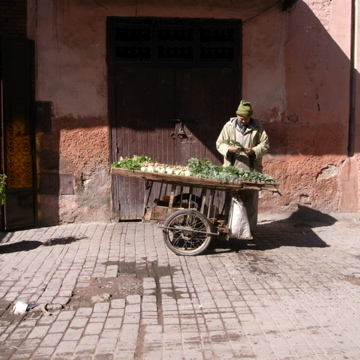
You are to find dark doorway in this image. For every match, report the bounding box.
[0,37,37,230]
[107,18,241,219]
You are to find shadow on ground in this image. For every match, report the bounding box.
[0,236,86,254]
[209,205,336,254]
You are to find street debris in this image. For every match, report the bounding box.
[10,301,64,316]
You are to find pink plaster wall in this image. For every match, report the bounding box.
[244,0,360,214]
[28,0,360,224]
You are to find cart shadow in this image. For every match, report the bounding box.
[0,236,86,254]
[208,205,336,254]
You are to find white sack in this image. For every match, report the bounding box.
[228,197,252,239]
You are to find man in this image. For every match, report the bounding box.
[216,100,269,233]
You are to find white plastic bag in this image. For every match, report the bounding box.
[228,197,252,239]
[11,301,28,315]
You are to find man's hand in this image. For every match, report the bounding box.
[229,146,254,155]
[228,146,240,153]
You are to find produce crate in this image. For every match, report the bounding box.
[143,199,183,222]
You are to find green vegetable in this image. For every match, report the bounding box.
[187,158,275,183]
[111,155,275,183]
[226,140,246,153]
[111,155,156,170]
[0,174,6,206]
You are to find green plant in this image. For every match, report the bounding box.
[187,158,275,183]
[226,139,246,154]
[0,174,6,206]
[111,155,276,183]
[111,155,156,170]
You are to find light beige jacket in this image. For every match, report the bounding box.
[216,117,269,172]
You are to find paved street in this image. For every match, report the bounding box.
[1,212,360,360]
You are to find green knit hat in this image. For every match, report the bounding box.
[236,100,253,117]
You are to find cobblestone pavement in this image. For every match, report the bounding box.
[1,213,360,360]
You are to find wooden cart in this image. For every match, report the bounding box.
[111,167,279,256]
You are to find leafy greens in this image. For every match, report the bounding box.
[112,155,275,183]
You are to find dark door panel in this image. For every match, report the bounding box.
[4,190,36,229]
[0,37,36,230]
[112,66,176,219]
[175,67,239,165]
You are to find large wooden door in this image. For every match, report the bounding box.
[108,18,240,219]
[0,37,36,230]
[174,67,238,165]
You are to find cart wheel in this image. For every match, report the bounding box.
[162,209,213,256]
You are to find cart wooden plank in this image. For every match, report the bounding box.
[110,167,279,192]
